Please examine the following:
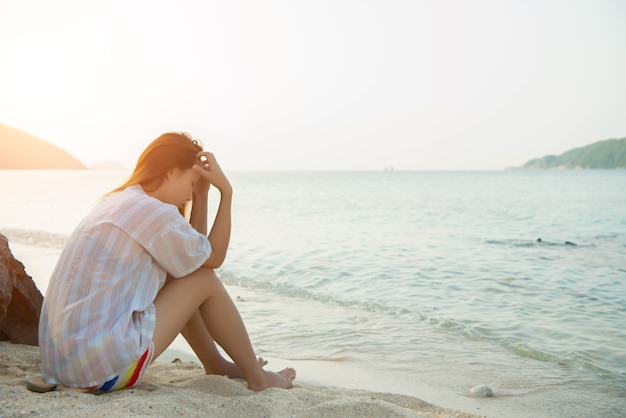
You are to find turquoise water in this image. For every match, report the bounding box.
[1,170,625,416]
[228,171,626,379]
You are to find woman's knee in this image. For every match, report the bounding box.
[179,267,223,295]
[194,267,220,283]
[158,268,215,301]
[200,268,226,294]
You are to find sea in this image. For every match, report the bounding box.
[1,169,625,417]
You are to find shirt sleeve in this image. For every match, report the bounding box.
[144,220,212,278]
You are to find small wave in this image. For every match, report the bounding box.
[221,270,417,320]
[485,238,591,248]
[505,341,623,382]
[508,341,561,362]
[485,239,537,248]
[424,316,626,386]
[0,228,69,249]
[290,355,351,362]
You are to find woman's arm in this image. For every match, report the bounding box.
[204,187,232,268]
[192,152,232,268]
[190,188,208,235]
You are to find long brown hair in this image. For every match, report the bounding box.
[110,131,203,195]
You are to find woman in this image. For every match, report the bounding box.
[34,132,296,392]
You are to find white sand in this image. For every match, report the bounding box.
[0,341,477,417]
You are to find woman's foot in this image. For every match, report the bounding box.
[247,368,296,391]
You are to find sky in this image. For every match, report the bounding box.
[1,0,626,170]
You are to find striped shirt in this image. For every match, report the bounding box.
[39,185,211,388]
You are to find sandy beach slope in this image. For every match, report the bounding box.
[0,342,478,418]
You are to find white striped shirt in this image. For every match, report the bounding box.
[39,185,211,388]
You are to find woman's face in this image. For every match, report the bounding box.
[158,167,200,210]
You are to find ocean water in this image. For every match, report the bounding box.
[1,169,625,417]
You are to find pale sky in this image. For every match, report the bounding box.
[1,0,625,170]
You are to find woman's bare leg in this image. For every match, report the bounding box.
[181,310,240,376]
[163,274,256,377]
[152,268,295,390]
[181,311,268,377]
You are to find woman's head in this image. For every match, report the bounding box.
[111,132,203,197]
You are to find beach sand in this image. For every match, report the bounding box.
[0,341,478,418]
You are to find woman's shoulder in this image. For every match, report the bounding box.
[104,185,180,223]
[115,185,158,206]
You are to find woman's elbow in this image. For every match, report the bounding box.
[203,253,225,269]
[204,261,224,269]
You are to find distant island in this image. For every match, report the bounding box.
[519,137,626,169]
[0,124,86,169]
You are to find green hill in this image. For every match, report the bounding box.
[521,137,626,169]
[0,124,86,169]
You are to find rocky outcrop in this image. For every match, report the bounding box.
[0,234,43,345]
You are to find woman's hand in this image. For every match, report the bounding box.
[193,151,232,195]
